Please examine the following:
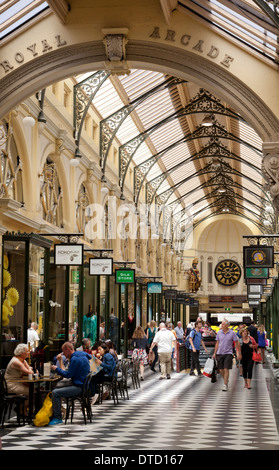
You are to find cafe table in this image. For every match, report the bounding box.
[7,375,60,423]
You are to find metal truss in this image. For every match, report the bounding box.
[99,75,186,181]
[118,89,245,197]
[73,70,111,157]
[144,139,263,206]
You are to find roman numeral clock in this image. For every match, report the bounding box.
[214,259,241,286]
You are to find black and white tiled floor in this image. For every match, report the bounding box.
[1,362,279,451]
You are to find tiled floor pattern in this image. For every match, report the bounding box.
[1,363,279,450]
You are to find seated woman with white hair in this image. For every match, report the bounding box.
[5,343,34,399]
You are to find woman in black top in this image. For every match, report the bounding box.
[240,328,257,389]
[132,326,148,381]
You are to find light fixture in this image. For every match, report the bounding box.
[201,115,213,127]
[21,103,36,127]
[263,219,270,226]
[265,205,273,213]
[218,185,226,193]
[101,185,109,194]
[22,115,35,127]
[70,158,80,167]
[222,206,229,212]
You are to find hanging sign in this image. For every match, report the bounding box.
[54,244,83,266]
[245,267,269,279]
[243,246,274,268]
[164,289,177,300]
[246,278,267,285]
[115,269,135,284]
[147,282,162,294]
[89,258,113,276]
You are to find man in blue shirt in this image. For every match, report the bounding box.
[189,320,208,376]
[49,342,91,425]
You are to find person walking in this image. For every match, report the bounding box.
[212,319,241,391]
[132,326,149,381]
[189,320,208,376]
[240,328,257,389]
[150,322,177,380]
[257,324,267,363]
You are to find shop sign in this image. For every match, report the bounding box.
[147,282,162,294]
[243,246,274,268]
[245,267,269,279]
[246,278,267,285]
[164,289,177,300]
[176,293,186,303]
[89,258,113,276]
[54,243,83,266]
[115,269,135,284]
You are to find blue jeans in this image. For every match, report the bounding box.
[51,385,83,419]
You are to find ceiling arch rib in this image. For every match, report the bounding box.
[99,75,186,182]
[155,164,268,219]
[116,89,246,197]
[144,140,263,206]
[74,68,267,232]
[135,137,262,203]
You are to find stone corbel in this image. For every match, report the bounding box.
[262,142,279,212]
[102,28,130,76]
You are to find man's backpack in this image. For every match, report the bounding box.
[185,330,196,349]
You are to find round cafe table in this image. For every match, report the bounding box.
[7,375,60,423]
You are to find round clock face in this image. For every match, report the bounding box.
[214,259,241,286]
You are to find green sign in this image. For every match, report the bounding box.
[245,267,269,279]
[115,269,135,284]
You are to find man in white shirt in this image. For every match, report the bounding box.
[27,322,40,351]
[150,322,176,380]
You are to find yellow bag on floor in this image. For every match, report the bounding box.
[33,392,53,427]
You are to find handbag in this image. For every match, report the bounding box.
[33,392,53,427]
[148,349,155,364]
[252,349,262,362]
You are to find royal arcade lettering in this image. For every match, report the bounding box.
[1,27,235,77]
[0,35,67,75]
[150,26,235,69]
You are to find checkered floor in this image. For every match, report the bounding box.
[1,361,279,451]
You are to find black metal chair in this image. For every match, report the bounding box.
[64,373,94,425]
[128,358,141,389]
[0,369,27,427]
[117,360,129,399]
[99,363,120,405]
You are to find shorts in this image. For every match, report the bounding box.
[216,354,233,370]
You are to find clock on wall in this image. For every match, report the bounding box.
[214,259,241,286]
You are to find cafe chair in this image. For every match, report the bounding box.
[128,357,141,389]
[0,369,27,427]
[99,363,119,405]
[117,360,129,400]
[64,372,94,425]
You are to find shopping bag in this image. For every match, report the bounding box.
[252,350,262,362]
[203,358,214,378]
[33,392,53,427]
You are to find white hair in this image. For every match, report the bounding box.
[14,343,29,357]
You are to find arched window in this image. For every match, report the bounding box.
[40,157,63,227]
[0,120,23,203]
